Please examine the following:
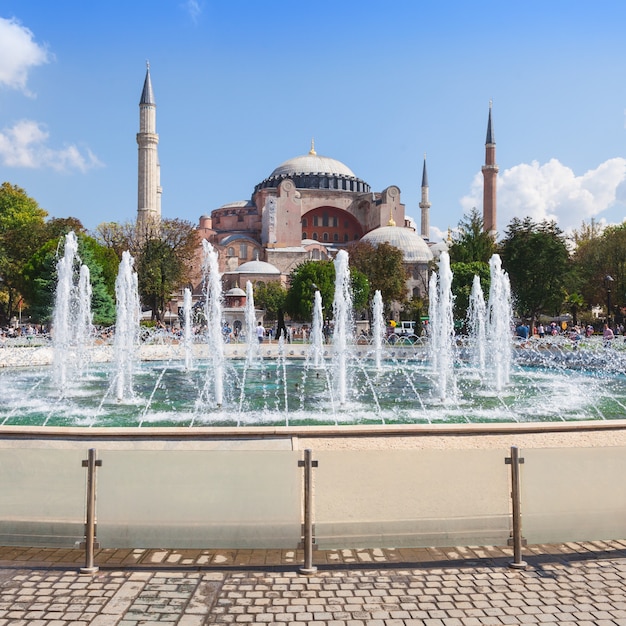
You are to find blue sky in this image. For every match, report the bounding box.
[1,1,626,240]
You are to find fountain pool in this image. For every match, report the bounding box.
[1,339,626,428]
[1,238,625,430]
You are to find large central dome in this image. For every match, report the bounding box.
[270,153,356,179]
[254,142,370,193]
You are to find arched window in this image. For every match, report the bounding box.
[312,232,318,240]
[333,233,339,242]
[302,232,307,240]
[312,249,320,260]
[239,244,248,259]
[344,234,349,242]
[302,217,308,227]
[227,247,235,257]
[323,232,329,242]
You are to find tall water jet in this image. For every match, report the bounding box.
[52,232,93,392]
[244,281,259,366]
[201,240,224,407]
[113,251,140,402]
[309,290,325,369]
[182,287,193,371]
[429,250,455,400]
[332,250,354,405]
[372,290,385,371]
[467,275,487,374]
[486,253,512,391]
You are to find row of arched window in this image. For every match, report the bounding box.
[302,232,359,242]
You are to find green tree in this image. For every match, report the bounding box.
[253,281,287,321]
[22,233,116,326]
[448,208,496,264]
[348,240,407,312]
[450,261,491,323]
[0,183,48,323]
[563,292,585,327]
[96,218,198,322]
[499,217,570,324]
[284,259,368,321]
[136,238,185,322]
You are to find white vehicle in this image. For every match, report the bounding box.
[393,321,416,336]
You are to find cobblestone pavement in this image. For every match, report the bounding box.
[2,542,626,625]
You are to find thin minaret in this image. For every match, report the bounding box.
[419,153,430,240]
[481,101,498,236]
[137,62,161,232]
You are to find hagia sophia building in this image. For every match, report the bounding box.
[136,66,497,318]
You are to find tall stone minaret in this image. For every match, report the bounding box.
[137,63,161,232]
[419,154,430,240]
[481,101,498,236]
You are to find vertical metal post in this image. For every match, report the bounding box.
[80,448,102,574]
[506,445,527,570]
[298,448,318,575]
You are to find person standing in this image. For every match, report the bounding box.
[256,321,266,343]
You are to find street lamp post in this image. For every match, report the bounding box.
[604,275,614,328]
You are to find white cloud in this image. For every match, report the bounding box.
[0,17,50,94]
[183,0,202,22]
[0,119,103,172]
[461,157,626,233]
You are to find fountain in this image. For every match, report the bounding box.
[112,250,140,402]
[1,243,626,428]
[198,239,225,409]
[52,232,93,393]
[372,291,385,371]
[182,287,193,371]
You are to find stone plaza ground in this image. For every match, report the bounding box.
[2,542,626,625]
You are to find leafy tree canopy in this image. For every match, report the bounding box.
[284,259,369,321]
[450,261,491,323]
[22,232,116,326]
[348,240,407,311]
[499,217,570,323]
[0,182,48,323]
[448,207,496,264]
[253,281,287,321]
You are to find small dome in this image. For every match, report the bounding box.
[429,240,450,261]
[234,259,281,275]
[225,287,246,297]
[361,226,434,263]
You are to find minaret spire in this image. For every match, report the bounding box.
[137,62,161,233]
[419,153,431,240]
[481,100,498,236]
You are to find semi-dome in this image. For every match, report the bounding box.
[233,259,281,275]
[361,226,434,263]
[254,141,370,194]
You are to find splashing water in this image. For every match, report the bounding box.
[182,287,193,371]
[429,250,456,400]
[199,240,224,408]
[309,290,325,369]
[486,254,513,391]
[52,232,93,393]
[332,250,354,405]
[372,290,385,371]
[113,250,140,402]
[467,275,487,374]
